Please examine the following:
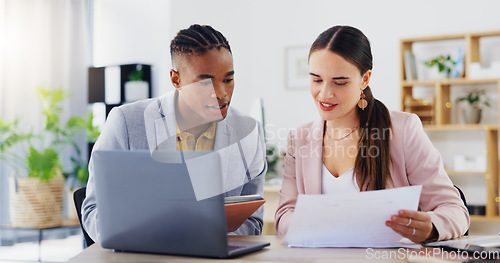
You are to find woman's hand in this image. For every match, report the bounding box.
[386,210,438,244]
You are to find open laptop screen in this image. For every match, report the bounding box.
[93,150,229,257]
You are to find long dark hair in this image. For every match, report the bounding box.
[309,25,392,191]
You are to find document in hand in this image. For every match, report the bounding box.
[284,185,422,248]
[225,195,265,232]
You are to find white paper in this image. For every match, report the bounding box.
[284,185,423,248]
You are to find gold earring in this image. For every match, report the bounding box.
[358,90,368,110]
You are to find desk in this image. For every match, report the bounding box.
[0,219,80,262]
[66,235,469,263]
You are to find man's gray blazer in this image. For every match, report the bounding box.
[82,90,267,242]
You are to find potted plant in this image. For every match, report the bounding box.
[455,89,491,124]
[124,64,149,102]
[62,111,100,222]
[424,55,455,79]
[0,87,97,228]
[265,145,285,184]
[63,111,100,188]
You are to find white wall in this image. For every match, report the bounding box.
[94,0,500,148]
[93,0,171,97]
[167,0,500,149]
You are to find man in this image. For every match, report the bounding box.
[82,24,267,242]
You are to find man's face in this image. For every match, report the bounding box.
[172,48,234,125]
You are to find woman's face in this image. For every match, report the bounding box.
[309,49,371,122]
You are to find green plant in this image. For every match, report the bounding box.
[0,120,33,171]
[27,147,60,181]
[127,67,143,82]
[2,87,68,181]
[0,86,99,184]
[266,145,284,180]
[63,111,100,186]
[424,55,455,77]
[456,89,491,109]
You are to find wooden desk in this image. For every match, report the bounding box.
[67,235,459,263]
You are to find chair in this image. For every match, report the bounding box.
[454,185,469,236]
[73,187,95,247]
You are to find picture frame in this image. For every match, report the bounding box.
[285,46,310,90]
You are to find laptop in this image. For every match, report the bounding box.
[93,150,269,258]
[427,235,500,258]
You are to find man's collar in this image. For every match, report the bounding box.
[176,122,217,140]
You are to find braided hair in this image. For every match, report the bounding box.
[170,24,231,66]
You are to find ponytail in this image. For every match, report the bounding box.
[355,86,392,191]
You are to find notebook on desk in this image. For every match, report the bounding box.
[93,150,269,259]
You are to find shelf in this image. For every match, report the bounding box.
[424,124,500,131]
[401,30,500,44]
[470,30,500,38]
[446,170,486,176]
[401,30,500,223]
[404,102,433,107]
[401,33,468,43]
[402,78,500,87]
[470,215,500,222]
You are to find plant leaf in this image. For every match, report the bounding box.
[27,147,61,182]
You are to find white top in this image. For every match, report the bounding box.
[321,164,359,194]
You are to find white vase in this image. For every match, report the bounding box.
[124,81,149,102]
[463,107,482,124]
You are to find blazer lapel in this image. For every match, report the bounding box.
[214,119,244,192]
[214,118,235,192]
[153,91,177,151]
[304,119,324,194]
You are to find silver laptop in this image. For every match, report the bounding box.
[93,150,269,258]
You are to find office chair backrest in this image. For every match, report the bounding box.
[73,187,95,247]
[454,185,469,236]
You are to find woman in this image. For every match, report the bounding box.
[275,25,469,243]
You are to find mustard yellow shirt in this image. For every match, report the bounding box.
[176,122,216,151]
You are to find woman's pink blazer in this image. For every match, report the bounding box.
[275,111,470,241]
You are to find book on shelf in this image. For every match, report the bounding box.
[452,48,465,78]
[224,195,265,232]
[403,50,418,81]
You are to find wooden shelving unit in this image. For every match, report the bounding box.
[446,170,487,176]
[469,215,500,222]
[262,184,281,235]
[400,30,500,221]
[423,124,500,131]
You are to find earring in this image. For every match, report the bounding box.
[358,90,368,110]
